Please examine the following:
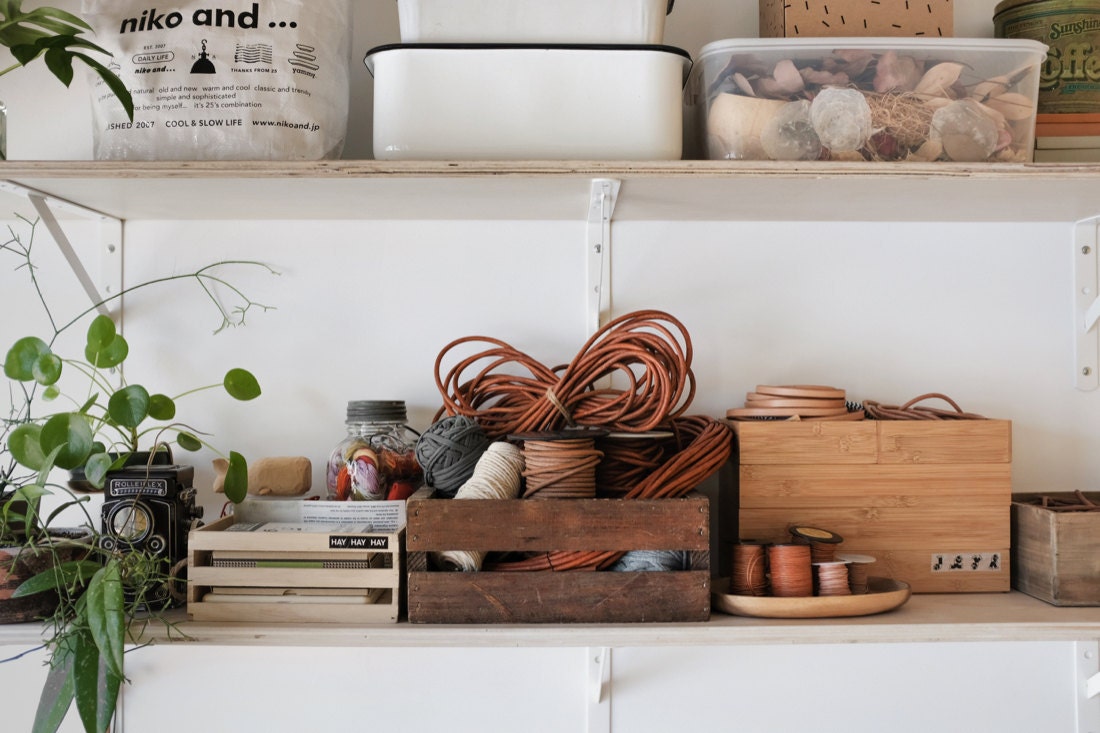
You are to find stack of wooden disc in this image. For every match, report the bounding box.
[725,384,863,421]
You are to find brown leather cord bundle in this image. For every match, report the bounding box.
[863,392,986,420]
[433,309,696,438]
[594,434,670,497]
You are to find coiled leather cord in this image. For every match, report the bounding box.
[433,309,696,438]
[863,392,986,420]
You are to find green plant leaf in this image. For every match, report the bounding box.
[4,336,51,381]
[85,314,117,352]
[85,332,128,369]
[176,431,201,452]
[40,412,94,470]
[84,451,113,489]
[8,423,46,470]
[14,559,102,598]
[224,368,261,401]
[32,642,76,733]
[43,384,60,400]
[42,43,75,87]
[73,624,121,733]
[147,393,176,420]
[31,352,62,386]
[107,384,149,428]
[86,561,125,682]
[223,451,249,503]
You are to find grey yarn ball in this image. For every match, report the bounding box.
[415,415,493,497]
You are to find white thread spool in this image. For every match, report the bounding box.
[432,441,525,572]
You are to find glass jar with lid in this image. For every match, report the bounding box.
[325,400,422,501]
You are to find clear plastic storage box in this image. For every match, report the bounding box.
[396,0,674,44]
[688,37,1047,163]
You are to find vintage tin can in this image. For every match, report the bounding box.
[995,0,1100,113]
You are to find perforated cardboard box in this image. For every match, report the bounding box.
[760,0,953,38]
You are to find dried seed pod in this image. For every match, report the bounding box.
[915,62,965,98]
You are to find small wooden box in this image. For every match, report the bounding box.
[1012,492,1100,606]
[760,0,953,38]
[406,488,710,623]
[187,515,403,623]
[734,419,1012,593]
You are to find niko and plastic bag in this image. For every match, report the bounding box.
[82,0,351,160]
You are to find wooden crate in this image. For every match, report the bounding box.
[187,515,403,623]
[406,488,710,623]
[1012,492,1100,606]
[734,419,1012,593]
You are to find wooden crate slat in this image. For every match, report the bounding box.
[407,571,709,624]
[407,494,709,552]
[189,566,399,589]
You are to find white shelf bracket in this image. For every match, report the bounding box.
[1075,219,1100,391]
[0,181,123,322]
[1076,641,1100,733]
[586,647,611,733]
[586,178,621,337]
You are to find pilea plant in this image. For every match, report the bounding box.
[1,213,275,733]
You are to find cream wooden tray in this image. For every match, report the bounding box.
[712,576,911,619]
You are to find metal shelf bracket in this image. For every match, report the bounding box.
[1074,219,1099,391]
[1,181,123,321]
[586,178,621,337]
[1076,641,1100,733]
[586,647,611,733]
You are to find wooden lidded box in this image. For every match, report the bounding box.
[1012,492,1100,606]
[760,0,953,38]
[734,419,1012,593]
[187,515,403,623]
[406,488,710,623]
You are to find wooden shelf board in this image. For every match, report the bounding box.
[1,591,1095,649]
[3,160,1100,222]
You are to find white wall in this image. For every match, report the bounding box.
[1,2,1094,732]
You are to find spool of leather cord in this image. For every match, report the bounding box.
[814,562,852,596]
[522,437,602,499]
[767,544,814,597]
[863,392,986,420]
[730,542,768,596]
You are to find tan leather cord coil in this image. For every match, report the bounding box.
[863,392,986,420]
[433,309,696,438]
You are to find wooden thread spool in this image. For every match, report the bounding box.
[522,438,603,499]
[814,561,852,596]
[730,542,768,596]
[767,543,813,597]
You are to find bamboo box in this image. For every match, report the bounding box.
[1012,492,1100,606]
[733,419,1012,593]
[406,488,710,623]
[187,515,403,623]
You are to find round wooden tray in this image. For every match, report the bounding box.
[712,576,911,619]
